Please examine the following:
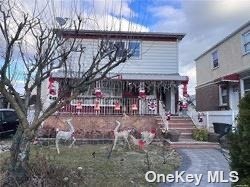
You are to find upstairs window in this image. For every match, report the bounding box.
[128,41,141,58]
[108,40,141,59]
[212,51,219,69]
[243,31,250,54]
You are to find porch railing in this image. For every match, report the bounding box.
[58,96,158,116]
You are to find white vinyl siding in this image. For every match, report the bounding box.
[68,39,178,75]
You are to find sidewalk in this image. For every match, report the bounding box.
[160,149,231,187]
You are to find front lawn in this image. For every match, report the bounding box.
[0,143,180,186]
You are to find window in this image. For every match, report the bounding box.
[244,78,250,95]
[243,31,250,54]
[109,40,141,58]
[212,51,219,69]
[109,41,125,58]
[128,41,141,58]
[220,86,228,105]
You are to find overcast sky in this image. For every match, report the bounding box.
[13,0,250,94]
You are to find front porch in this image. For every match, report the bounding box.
[47,73,188,116]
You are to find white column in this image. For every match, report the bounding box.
[206,112,210,131]
[240,79,244,98]
[170,86,175,114]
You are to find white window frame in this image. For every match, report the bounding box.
[243,78,250,95]
[242,30,250,55]
[219,85,228,106]
[211,50,219,69]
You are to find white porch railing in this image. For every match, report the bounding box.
[58,96,158,116]
[187,105,238,132]
[159,101,168,130]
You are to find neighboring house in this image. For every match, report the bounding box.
[43,30,188,115]
[195,20,250,112]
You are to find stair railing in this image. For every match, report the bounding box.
[159,101,169,131]
[187,104,206,129]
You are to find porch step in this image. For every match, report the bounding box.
[179,133,192,139]
[165,139,220,149]
[169,125,194,129]
[157,121,194,125]
[169,127,194,134]
[170,116,191,120]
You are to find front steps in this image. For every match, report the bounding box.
[156,116,220,149]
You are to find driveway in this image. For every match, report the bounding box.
[160,149,231,187]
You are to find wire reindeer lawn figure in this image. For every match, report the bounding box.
[55,118,76,154]
[112,120,132,150]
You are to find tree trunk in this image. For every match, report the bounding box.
[3,125,33,185]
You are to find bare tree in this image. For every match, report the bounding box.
[0,0,134,184]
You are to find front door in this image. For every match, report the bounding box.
[230,85,240,110]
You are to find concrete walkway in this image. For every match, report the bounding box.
[160,149,231,187]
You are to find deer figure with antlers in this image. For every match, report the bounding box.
[55,118,76,154]
[112,120,132,150]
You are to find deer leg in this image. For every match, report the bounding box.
[112,137,117,150]
[125,137,131,149]
[56,138,60,154]
[69,136,76,148]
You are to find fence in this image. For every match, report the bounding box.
[58,96,158,116]
[187,105,238,131]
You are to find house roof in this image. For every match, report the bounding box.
[55,29,185,41]
[52,70,188,82]
[195,20,250,61]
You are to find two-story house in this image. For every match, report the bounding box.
[195,20,250,111]
[43,30,188,115]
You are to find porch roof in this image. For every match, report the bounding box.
[51,70,188,83]
[107,73,188,82]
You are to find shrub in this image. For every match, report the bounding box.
[192,128,208,141]
[230,93,250,185]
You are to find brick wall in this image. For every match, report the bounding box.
[196,84,219,111]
